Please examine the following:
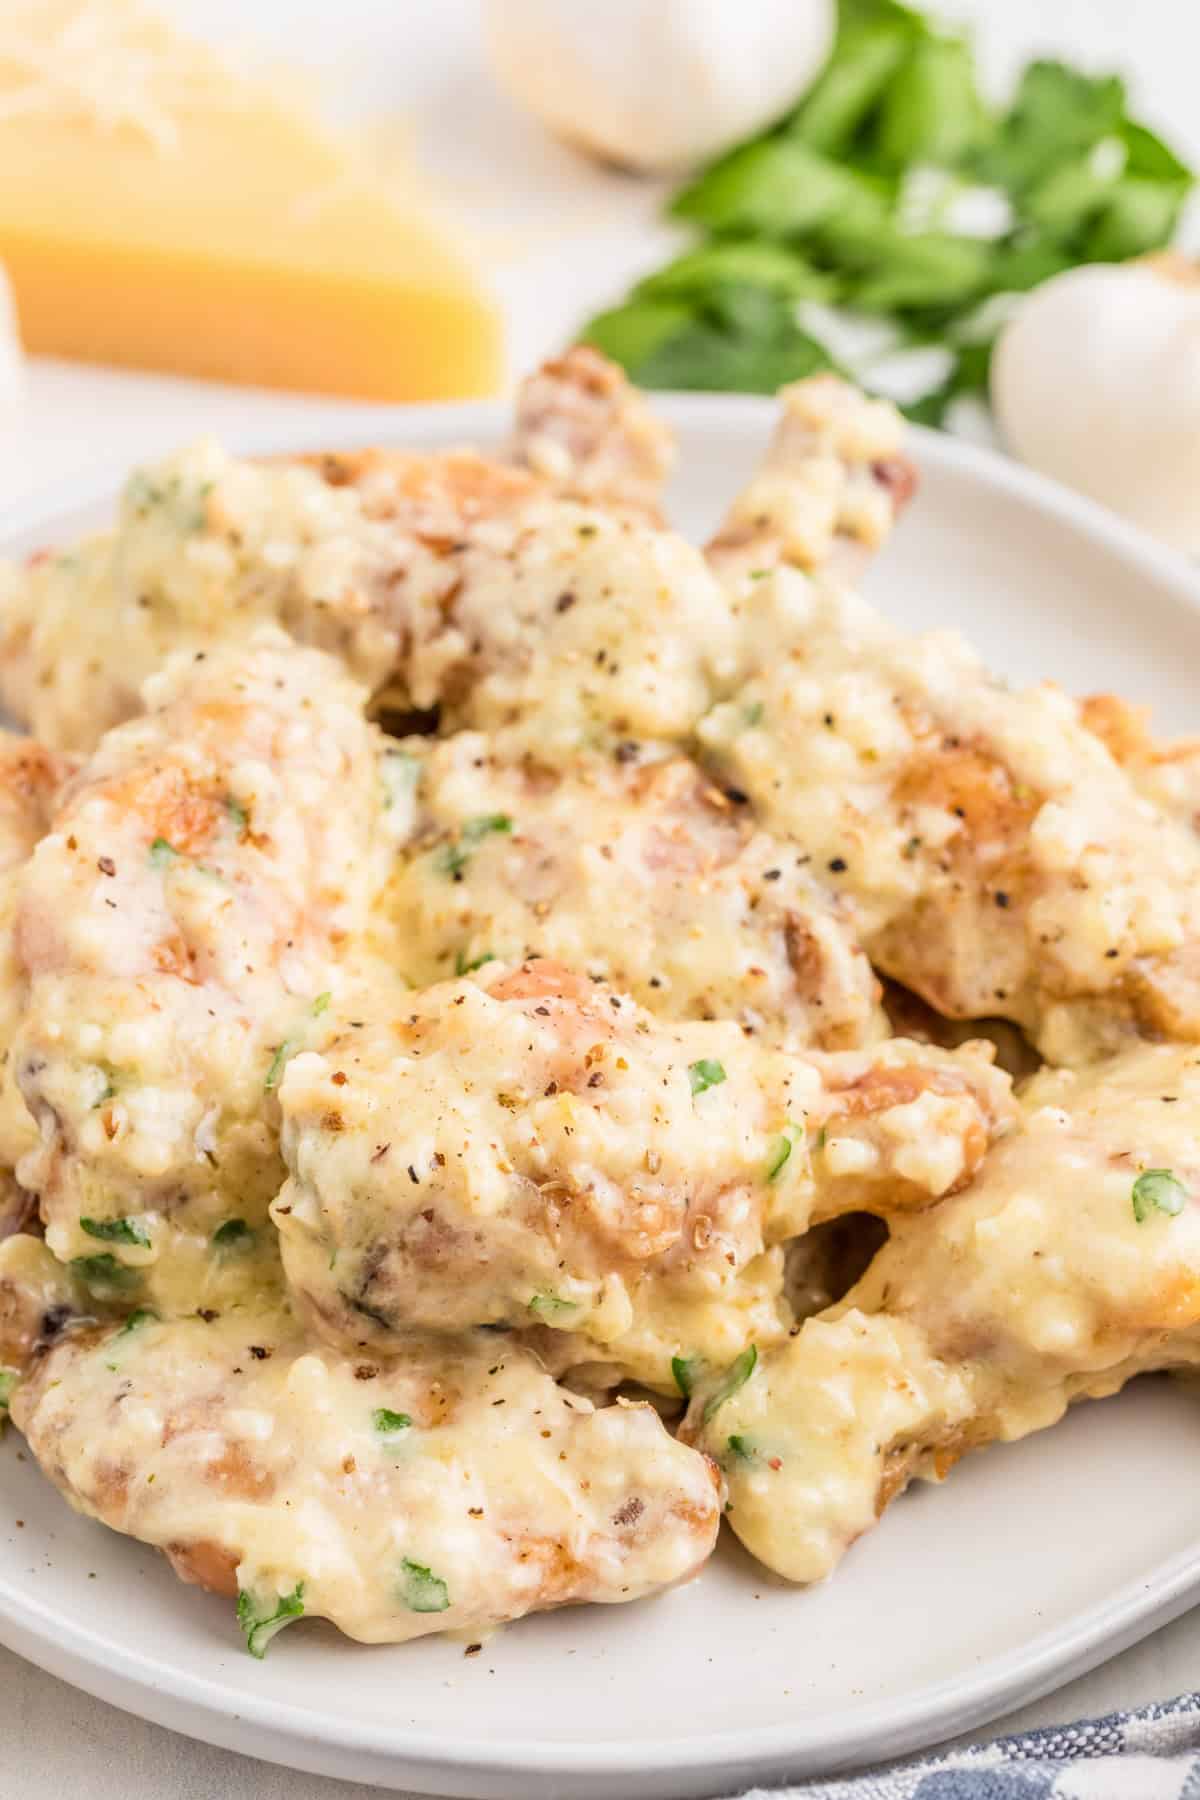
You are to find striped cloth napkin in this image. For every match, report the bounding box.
[739,1694,1200,1797]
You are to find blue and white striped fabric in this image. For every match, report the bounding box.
[740,1694,1200,1798]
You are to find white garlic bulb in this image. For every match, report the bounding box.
[991,258,1200,553]
[483,0,835,176]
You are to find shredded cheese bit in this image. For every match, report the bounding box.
[0,0,263,151]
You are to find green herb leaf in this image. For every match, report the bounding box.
[381,747,422,811]
[582,15,1193,428]
[438,815,513,878]
[1023,152,1116,236]
[632,311,834,396]
[119,1308,158,1335]
[527,1291,577,1320]
[875,34,987,171]
[454,950,496,977]
[839,231,992,313]
[311,991,332,1016]
[972,60,1126,193]
[81,1215,150,1249]
[225,794,248,834]
[766,1123,803,1182]
[688,1059,727,1097]
[236,1583,305,1658]
[1084,176,1188,262]
[373,1407,413,1436]
[672,138,878,239]
[91,1072,117,1109]
[703,1344,759,1425]
[264,1039,295,1092]
[583,297,697,373]
[1132,1169,1188,1223]
[984,236,1074,295]
[0,1367,17,1409]
[635,241,835,305]
[148,837,179,868]
[398,1558,449,1614]
[726,1433,757,1464]
[789,15,920,157]
[672,1354,702,1399]
[212,1218,254,1249]
[464,813,513,843]
[70,1253,139,1294]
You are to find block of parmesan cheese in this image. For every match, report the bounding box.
[0,1,503,399]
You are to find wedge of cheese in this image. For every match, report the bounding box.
[0,2,503,399]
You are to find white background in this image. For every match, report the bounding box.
[4,3,1200,1795]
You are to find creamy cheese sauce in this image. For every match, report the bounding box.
[0,362,729,762]
[699,1042,1200,1581]
[699,573,1200,1064]
[2,358,1199,1650]
[13,633,392,1317]
[0,734,76,1219]
[13,1304,719,1645]
[274,959,1012,1390]
[378,728,885,1051]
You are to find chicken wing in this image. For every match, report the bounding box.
[0,734,76,1232]
[0,354,724,755]
[1078,693,1200,838]
[377,728,884,1051]
[700,461,1200,1064]
[507,343,676,516]
[11,1301,719,1647]
[12,634,392,1313]
[691,1041,1200,1582]
[706,375,917,602]
[0,1231,86,1391]
[272,960,1014,1390]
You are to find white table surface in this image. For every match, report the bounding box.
[4,2,1200,1795]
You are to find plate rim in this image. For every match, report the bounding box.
[3,1528,1200,1791]
[4,391,1200,1795]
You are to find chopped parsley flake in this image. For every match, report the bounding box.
[671,1354,703,1399]
[399,1558,450,1614]
[766,1123,803,1182]
[744,702,764,728]
[688,1058,727,1097]
[311,992,332,1016]
[381,749,422,810]
[225,795,248,834]
[454,950,496,976]
[703,1344,758,1425]
[373,1407,413,1436]
[527,1291,577,1320]
[236,1583,305,1658]
[148,838,179,868]
[119,1308,158,1335]
[264,1039,295,1091]
[70,1253,139,1293]
[1132,1168,1187,1222]
[81,1215,150,1249]
[438,814,513,878]
[0,1367,17,1409]
[726,1434,757,1464]
[212,1218,254,1249]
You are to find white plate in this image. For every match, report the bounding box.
[3,397,1200,1799]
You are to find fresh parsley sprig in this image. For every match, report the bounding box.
[582,0,1192,423]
